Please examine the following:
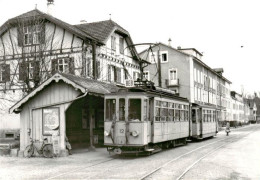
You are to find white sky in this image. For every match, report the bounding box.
[0,0,259,95]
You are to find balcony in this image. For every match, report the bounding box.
[165,79,180,87]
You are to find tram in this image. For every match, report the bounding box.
[191,105,218,139]
[104,81,219,155]
[104,85,191,155]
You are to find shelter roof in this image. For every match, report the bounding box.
[9,73,119,113]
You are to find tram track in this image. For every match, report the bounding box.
[140,126,259,180]
[45,125,259,180]
[45,158,115,180]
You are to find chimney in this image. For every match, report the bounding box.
[47,0,54,16]
[168,38,172,47]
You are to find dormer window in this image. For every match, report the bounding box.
[23,25,41,45]
[18,23,45,47]
[111,36,116,51]
[119,37,124,54]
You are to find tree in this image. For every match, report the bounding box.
[0,11,92,112]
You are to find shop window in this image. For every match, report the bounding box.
[128,99,141,121]
[105,99,116,121]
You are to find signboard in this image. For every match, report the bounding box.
[43,107,60,136]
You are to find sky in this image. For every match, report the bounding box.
[0,0,259,95]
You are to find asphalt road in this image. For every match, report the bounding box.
[0,124,260,180]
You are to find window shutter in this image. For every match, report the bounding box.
[108,65,111,81]
[51,59,58,74]
[3,64,10,82]
[69,57,75,74]
[117,68,121,83]
[113,66,117,82]
[40,23,45,44]
[17,26,23,47]
[19,62,27,81]
[96,61,100,79]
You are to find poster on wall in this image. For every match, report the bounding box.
[43,107,60,135]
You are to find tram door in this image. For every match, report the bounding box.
[192,108,200,136]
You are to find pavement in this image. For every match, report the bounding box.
[0,124,259,180]
[183,124,260,180]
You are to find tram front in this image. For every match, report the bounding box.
[104,91,151,154]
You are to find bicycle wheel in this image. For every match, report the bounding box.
[24,145,34,158]
[43,144,54,158]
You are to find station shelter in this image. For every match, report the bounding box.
[10,73,118,156]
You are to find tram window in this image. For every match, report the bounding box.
[180,110,184,121]
[162,102,168,108]
[119,98,125,121]
[175,110,180,121]
[172,103,175,108]
[192,109,196,122]
[161,108,168,121]
[143,99,148,121]
[155,107,160,121]
[169,109,174,121]
[203,110,206,122]
[208,110,211,122]
[156,100,161,107]
[105,99,116,121]
[185,111,189,121]
[128,99,141,121]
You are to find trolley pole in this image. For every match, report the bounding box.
[158,49,162,87]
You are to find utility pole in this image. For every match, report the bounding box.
[158,49,162,87]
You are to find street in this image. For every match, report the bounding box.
[1,124,260,180]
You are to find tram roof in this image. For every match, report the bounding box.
[106,87,189,102]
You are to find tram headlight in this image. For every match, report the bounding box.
[131,131,139,137]
[104,130,110,136]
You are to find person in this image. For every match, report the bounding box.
[226,122,230,136]
[65,136,72,155]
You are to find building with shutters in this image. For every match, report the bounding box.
[0,2,145,140]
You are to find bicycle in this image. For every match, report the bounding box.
[24,138,54,158]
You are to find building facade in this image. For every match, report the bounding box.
[0,7,144,143]
[140,43,232,126]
